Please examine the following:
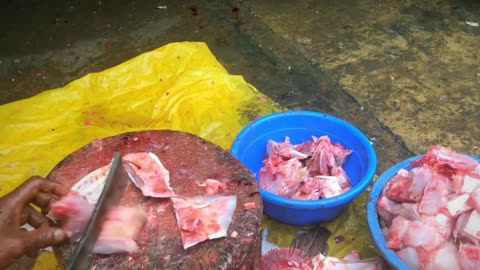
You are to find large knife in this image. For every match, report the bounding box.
[57,151,129,270]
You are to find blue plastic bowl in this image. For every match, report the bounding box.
[367,154,480,270]
[230,111,377,226]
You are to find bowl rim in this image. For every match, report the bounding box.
[231,110,378,209]
[367,154,480,270]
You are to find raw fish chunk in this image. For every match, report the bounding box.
[412,145,479,176]
[469,186,480,212]
[394,203,421,221]
[445,193,473,217]
[462,210,480,242]
[49,192,94,241]
[458,243,480,270]
[396,247,421,270]
[387,216,410,249]
[418,173,449,215]
[408,165,435,202]
[424,241,461,270]
[453,173,480,194]
[377,195,397,225]
[453,210,479,244]
[122,152,175,198]
[422,213,453,240]
[385,173,414,203]
[171,195,237,249]
[93,207,147,254]
[403,221,444,251]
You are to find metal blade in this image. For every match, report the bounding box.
[67,152,129,270]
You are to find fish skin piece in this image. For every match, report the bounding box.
[122,152,175,198]
[92,206,147,255]
[458,243,480,270]
[266,138,309,160]
[396,247,422,270]
[48,192,95,242]
[70,160,113,204]
[424,241,461,270]
[171,195,237,249]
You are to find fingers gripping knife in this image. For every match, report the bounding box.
[54,152,129,270]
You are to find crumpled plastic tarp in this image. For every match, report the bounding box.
[0,42,377,269]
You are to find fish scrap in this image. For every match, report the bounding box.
[260,136,352,200]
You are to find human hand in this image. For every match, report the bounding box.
[0,176,69,269]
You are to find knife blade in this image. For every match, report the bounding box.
[66,151,129,270]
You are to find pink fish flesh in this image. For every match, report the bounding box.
[122,152,175,198]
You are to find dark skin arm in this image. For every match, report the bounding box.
[0,176,69,269]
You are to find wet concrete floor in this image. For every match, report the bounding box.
[1,0,479,171]
[0,0,479,269]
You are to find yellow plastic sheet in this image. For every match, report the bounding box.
[0,42,377,269]
[0,42,282,196]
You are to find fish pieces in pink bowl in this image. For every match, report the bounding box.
[367,145,480,270]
